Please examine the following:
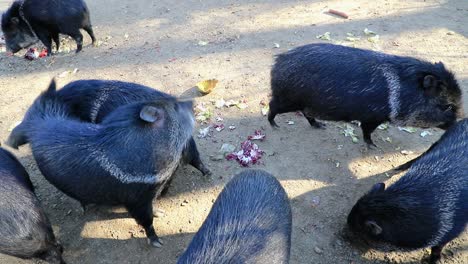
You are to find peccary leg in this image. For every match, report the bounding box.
[127,200,163,248]
[159,177,174,197]
[268,100,280,128]
[429,244,445,264]
[183,137,211,176]
[52,33,60,52]
[83,25,96,45]
[302,108,325,129]
[361,122,380,147]
[36,31,53,56]
[69,31,84,53]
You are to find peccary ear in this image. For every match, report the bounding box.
[46,79,57,94]
[140,106,160,123]
[368,183,385,194]
[365,220,383,236]
[11,17,19,25]
[423,75,438,94]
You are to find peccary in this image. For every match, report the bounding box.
[178,170,292,264]
[7,79,210,176]
[269,43,463,146]
[347,119,467,263]
[0,147,64,264]
[1,0,95,54]
[15,80,194,247]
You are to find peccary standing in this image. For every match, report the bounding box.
[269,43,463,146]
[13,80,195,247]
[7,79,210,177]
[178,170,292,264]
[1,0,95,54]
[347,119,468,263]
[0,147,65,264]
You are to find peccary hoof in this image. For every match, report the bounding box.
[148,237,164,248]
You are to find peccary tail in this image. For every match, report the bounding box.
[6,79,69,149]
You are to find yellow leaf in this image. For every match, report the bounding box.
[196,79,218,94]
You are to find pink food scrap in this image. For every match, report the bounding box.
[248,129,266,141]
[226,140,264,167]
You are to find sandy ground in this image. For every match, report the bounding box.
[0,0,467,263]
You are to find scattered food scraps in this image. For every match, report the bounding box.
[363,28,376,36]
[198,40,208,46]
[214,99,226,108]
[248,130,266,141]
[420,131,432,137]
[398,127,417,133]
[261,105,269,116]
[377,123,389,130]
[401,150,414,155]
[287,121,295,125]
[367,35,380,43]
[274,43,280,48]
[196,79,218,95]
[214,124,225,132]
[342,124,359,143]
[195,103,213,123]
[198,126,211,138]
[219,143,236,156]
[228,125,236,130]
[226,140,264,167]
[316,32,331,41]
[328,9,349,19]
[24,48,47,60]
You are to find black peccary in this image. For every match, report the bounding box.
[269,43,463,146]
[1,0,95,54]
[15,80,195,247]
[178,170,292,264]
[7,79,210,176]
[347,119,467,264]
[0,147,65,264]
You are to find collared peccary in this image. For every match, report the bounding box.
[347,119,467,263]
[14,80,195,247]
[7,80,210,177]
[178,169,292,264]
[268,43,463,146]
[1,0,95,54]
[0,147,65,264]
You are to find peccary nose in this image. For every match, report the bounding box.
[438,121,454,130]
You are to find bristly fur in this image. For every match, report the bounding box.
[0,147,64,264]
[348,119,468,261]
[14,81,194,247]
[269,43,463,146]
[178,170,292,264]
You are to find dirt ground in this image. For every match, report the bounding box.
[0,0,467,263]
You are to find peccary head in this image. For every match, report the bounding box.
[6,80,67,149]
[402,62,463,129]
[347,183,387,241]
[1,2,38,53]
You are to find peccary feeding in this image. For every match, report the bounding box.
[7,79,210,176]
[269,43,463,146]
[0,147,64,264]
[14,80,194,247]
[178,169,292,264]
[1,0,95,54]
[347,119,468,263]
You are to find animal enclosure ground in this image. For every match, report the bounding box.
[0,0,467,263]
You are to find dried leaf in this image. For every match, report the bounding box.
[261,105,269,116]
[398,127,417,133]
[196,79,218,94]
[363,28,376,36]
[420,131,432,137]
[367,35,380,43]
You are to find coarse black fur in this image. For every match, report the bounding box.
[0,147,65,264]
[269,43,463,146]
[347,119,468,263]
[1,0,95,54]
[14,80,194,247]
[7,79,210,177]
[178,170,292,264]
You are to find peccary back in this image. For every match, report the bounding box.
[347,119,468,262]
[269,43,463,146]
[0,148,64,264]
[178,170,292,264]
